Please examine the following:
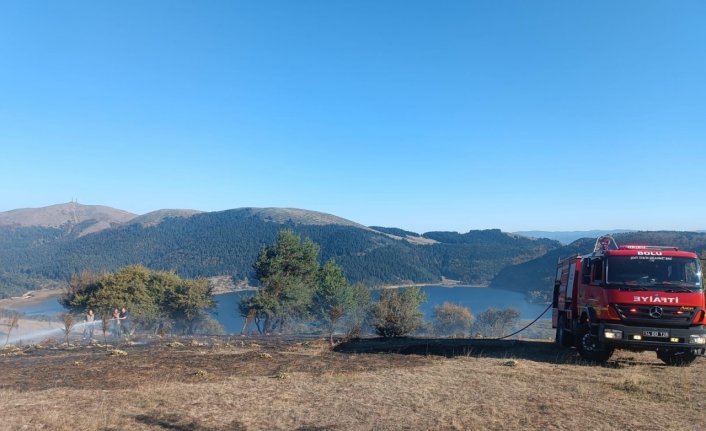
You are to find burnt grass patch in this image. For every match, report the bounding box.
[1,335,672,394]
[0,336,433,392]
[335,337,568,360]
[334,337,619,365]
[1,334,704,430]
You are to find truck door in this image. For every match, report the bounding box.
[566,262,576,303]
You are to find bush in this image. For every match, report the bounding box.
[527,290,552,304]
[432,302,473,336]
[343,282,373,338]
[62,265,215,334]
[312,260,352,344]
[475,307,520,338]
[191,316,225,335]
[372,287,426,338]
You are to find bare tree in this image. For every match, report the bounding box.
[3,312,20,346]
[100,312,111,343]
[61,313,75,344]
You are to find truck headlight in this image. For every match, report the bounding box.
[604,329,623,339]
[689,334,706,345]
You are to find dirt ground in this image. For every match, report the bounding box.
[1,336,705,430]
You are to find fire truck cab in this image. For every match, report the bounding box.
[552,236,706,365]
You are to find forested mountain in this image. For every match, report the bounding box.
[491,231,706,295]
[0,205,560,298]
[6,204,700,301]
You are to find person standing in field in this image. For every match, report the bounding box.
[84,309,95,340]
[119,307,130,338]
[111,308,121,338]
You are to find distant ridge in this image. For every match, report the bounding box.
[513,229,636,245]
[0,202,136,236]
[0,203,394,235]
[129,209,202,227]
[219,208,439,244]
[243,207,370,229]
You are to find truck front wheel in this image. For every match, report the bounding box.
[656,349,697,366]
[576,323,614,363]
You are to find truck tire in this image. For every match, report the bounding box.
[656,350,697,367]
[554,314,573,348]
[575,323,614,363]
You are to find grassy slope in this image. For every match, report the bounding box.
[1,336,704,430]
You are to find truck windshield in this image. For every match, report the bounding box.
[606,256,703,291]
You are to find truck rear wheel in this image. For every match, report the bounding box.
[576,323,614,363]
[656,350,697,366]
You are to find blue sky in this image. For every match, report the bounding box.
[1,1,705,233]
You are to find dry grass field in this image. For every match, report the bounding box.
[1,336,705,430]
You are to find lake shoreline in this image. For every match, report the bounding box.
[222,283,490,293]
[0,288,63,309]
[380,283,488,290]
[0,283,494,307]
[0,280,496,304]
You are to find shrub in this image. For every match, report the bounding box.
[372,287,426,338]
[62,265,215,335]
[475,307,520,338]
[527,290,552,304]
[312,260,353,345]
[191,316,224,335]
[343,282,373,339]
[432,302,474,336]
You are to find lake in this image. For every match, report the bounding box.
[1,296,65,317]
[1,286,549,335]
[212,286,549,334]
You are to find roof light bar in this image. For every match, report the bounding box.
[619,245,679,251]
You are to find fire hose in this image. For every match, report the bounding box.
[490,302,552,341]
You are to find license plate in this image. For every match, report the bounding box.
[643,330,669,338]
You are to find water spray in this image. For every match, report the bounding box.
[3,319,103,346]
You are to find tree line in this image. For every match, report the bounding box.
[57,229,523,341]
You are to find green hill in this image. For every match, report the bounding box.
[0,206,559,298]
[3,204,703,302]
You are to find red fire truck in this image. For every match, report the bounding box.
[552,235,706,365]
